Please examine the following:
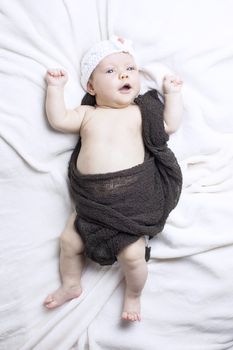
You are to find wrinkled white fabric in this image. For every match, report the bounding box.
[1,0,233,349]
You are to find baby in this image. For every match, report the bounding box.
[44,36,183,322]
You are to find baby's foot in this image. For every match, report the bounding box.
[43,284,82,309]
[121,294,141,322]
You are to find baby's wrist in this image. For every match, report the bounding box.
[163,90,181,96]
[47,84,65,89]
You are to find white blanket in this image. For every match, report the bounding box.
[1,0,233,349]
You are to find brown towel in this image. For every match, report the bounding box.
[68,90,182,265]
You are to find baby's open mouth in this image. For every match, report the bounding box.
[119,83,131,91]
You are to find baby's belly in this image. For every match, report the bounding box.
[76,143,145,175]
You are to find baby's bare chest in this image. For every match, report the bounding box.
[81,107,142,140]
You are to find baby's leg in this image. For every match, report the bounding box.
[117,237,148,322]
[44,212,85,309]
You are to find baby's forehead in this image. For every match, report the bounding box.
[98,52,135,67]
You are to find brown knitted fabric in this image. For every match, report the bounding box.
[68,89,182,265]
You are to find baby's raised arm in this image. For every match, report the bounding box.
[162,75,183,134]
[45,69,89,133]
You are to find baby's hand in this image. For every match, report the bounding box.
[45,69,68,86]
[163,75,183,94]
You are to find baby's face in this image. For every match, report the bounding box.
[87,52,140,108]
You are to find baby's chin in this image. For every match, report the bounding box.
[109,98,135,109]
[116,91,139,106]
[96,95,136,109]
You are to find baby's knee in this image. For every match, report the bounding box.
[118,238,145,266]
[60,229,84,255]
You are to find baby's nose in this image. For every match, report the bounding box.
[119,72,129,80]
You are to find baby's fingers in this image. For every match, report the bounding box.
[173,77,183,85]
[47,68,67,77]
[45,68,68,86]
[164,75,182,84]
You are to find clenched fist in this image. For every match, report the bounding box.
[162,75,183,94]
[45,69,68,87]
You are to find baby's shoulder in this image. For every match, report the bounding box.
[79,105,97,128]
[74,104,95,117]
[83,105,96,117]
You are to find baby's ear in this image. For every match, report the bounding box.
[87,81,95,96]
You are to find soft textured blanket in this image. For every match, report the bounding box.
[1,0,233,349]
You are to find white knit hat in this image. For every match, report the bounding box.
[80,35,136,90]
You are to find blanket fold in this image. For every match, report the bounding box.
[68,90,182,265]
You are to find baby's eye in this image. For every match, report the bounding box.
[106,68,114,74]
[127,66,135,71]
